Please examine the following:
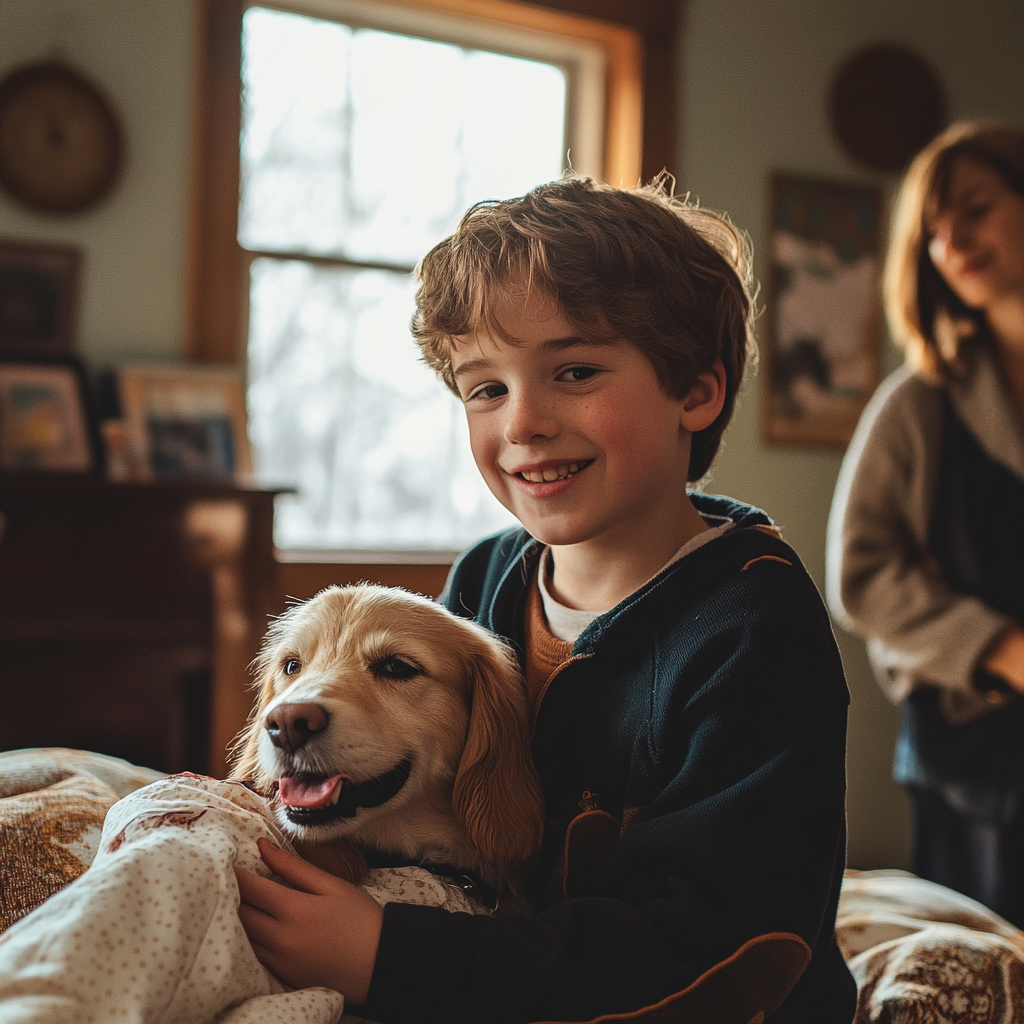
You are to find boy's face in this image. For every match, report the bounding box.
[450,290,695,553]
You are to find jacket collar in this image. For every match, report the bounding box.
[486,495,777,655]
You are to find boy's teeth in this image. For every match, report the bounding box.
[522,463,580,483]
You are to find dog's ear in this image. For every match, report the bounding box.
[452,632,544,873]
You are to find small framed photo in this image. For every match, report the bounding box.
[0,240,81,355]
[762,174,884,447]
[0,354,103,473]
[118,365,252,482]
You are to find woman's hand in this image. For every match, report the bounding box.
[981,626,1024,694]
[234,837,383,1003]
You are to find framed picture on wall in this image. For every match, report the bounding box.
[0,354,103,473]
[0,240,81,356]
[761,174,884,447]
[118,365,252,483]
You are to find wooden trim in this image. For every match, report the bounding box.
[391,0,679,182]
[602,32,643,186]
[391,0,644,185]
[515,0,682,181]
[184,0,246,365]
[277,561,451,603]
[639,5,682,181]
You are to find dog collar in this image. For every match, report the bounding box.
[363,853,498,910]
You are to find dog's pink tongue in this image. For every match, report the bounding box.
[278,775,345,809]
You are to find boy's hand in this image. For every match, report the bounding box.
[234,837,383,1003]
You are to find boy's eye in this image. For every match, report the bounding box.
[558,366,599,383]
[467,382,507,402]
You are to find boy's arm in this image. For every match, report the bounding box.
[362,556,854,1024]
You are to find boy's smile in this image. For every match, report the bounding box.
[516,461,586,483]
[451,290,722,606]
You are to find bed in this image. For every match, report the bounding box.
[3,747,1023,1023]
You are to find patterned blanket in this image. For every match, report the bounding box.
[0,749,482,1024]
[836,869,1024,1022]
[4,749,1024,1023]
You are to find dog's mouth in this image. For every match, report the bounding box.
[276,758,412,826]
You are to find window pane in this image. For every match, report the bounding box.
[239,9,351,256]
[242,6,569,550]
[247,258,516,550]
[240,7,567,263]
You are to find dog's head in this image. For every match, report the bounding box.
[234,584,544,885]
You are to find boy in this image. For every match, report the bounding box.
[236,176,857,1022]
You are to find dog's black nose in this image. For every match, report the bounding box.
[265,702,328,752]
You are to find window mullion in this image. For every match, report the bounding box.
[241,248,416,276]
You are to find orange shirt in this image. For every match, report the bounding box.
[523,566,573,716]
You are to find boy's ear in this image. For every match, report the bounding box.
[679,358,727,432]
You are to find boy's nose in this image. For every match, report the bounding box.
[503,393,560,445]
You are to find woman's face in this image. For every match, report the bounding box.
[926,155,1024,313]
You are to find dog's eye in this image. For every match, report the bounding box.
[372,657,421,680]
[282,658,301,676]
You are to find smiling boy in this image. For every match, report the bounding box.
[236,176,857,1023]
[450,288,722,611]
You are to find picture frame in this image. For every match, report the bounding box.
[117,365,252,483]
[762,174,884,447]
[0,240,81,355]
[0,354,103,473]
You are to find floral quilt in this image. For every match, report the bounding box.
[4,749,1024,1024]
[0,750,481,1024]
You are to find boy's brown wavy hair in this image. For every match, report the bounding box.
[412,174,757,482]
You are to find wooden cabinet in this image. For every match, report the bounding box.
[0,477,282,776]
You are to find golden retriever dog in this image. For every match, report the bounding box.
[233,584,544,892]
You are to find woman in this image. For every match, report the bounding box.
[827,121,1024,924]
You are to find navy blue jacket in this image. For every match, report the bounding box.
[362,495,856,1023]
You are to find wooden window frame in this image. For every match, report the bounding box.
[184,0,679,587]
[186,0,679,365]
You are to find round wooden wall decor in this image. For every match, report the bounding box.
[829,44,947,173]
[0,61,123,214]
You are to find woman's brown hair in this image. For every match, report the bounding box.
[412,174,757,482]
[885,121,1024,381]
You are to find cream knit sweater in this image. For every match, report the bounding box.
[826,343,1024,723]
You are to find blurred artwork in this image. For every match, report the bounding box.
[763,175,883,447]
[0,241,80,356]
[117,366,251,483]
[0,359,94,471]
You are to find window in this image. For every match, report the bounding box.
[188,0,671,558]
[241,3,587,550]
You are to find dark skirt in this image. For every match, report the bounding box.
[909,782,1024,928]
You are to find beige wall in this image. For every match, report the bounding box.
[0,0,192,364]
[679,0,1024,869]
[2,0,1023,869]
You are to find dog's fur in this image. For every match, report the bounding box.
[233,585,544,888]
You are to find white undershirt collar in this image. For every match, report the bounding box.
[538,514,735,642]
